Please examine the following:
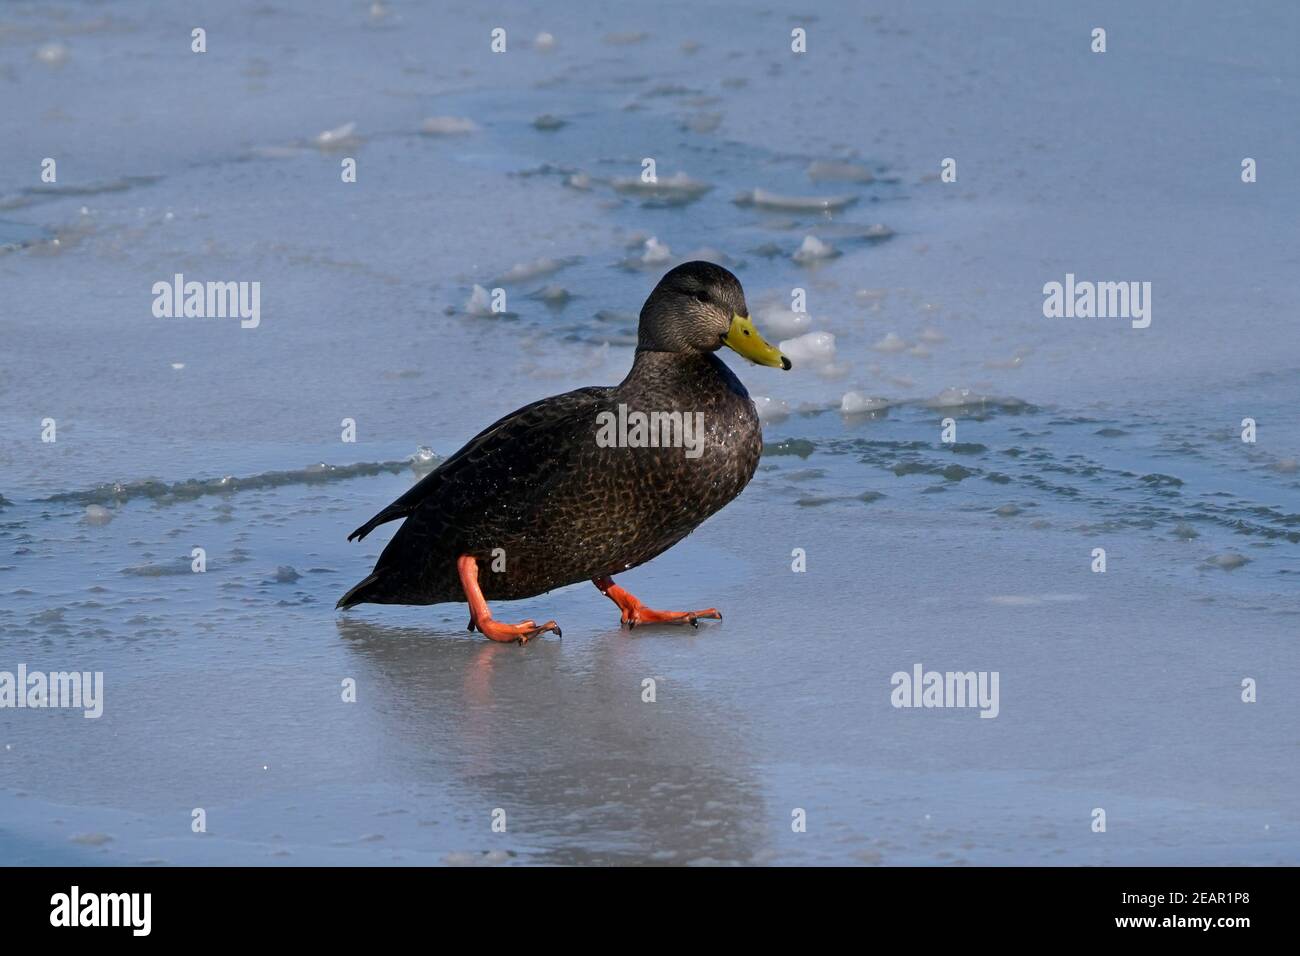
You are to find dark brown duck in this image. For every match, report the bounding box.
[337,261,791,642]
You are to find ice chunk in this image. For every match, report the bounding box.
[779,331,836,368]
[35,43,69,67]
[530,284,571,306]
[753,303,811,339]
[314,122,360,150]
[792,235,838,264]
[464,284,494,316]
[734,189,858,212]
[639,236,672,264]
[611,172,712,204]
[410,446,440,475]
[924,389,1028,412]
[752,396,791,423]
[871,332,908,353]
[491,256,579,284]
[83,505,113,525]
[840,392,889,414]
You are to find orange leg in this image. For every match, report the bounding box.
[457,555,560,644]
[592,575,722,629]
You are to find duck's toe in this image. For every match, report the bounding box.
[474,616,560,644]
[627,606,722,628]
[595,577,722,630]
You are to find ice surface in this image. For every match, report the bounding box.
[420,116,480,136]
[807,161,876,184]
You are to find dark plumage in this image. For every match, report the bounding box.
[338,261,790,634]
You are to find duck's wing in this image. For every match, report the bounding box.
[346,385,611,543]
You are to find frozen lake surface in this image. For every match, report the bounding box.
[1,0,1296,865]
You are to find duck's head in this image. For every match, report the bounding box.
[638,261,792,370]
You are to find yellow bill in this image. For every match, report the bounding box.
[721,313,792,369]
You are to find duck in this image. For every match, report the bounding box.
[337,261,791,642]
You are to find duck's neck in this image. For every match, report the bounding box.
[619,348,748,400]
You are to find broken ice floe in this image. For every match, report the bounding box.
[314,122,361,151]
[792,236,838,264]
[871,332,908,353]
[464,284,516,317]
[83,505,113,526]
[490,256,580,285]
[752,396,791,423]
[840,392,892,415]
[734,189,858,213]
[620,237,675,270]
[807,161,875,184]
[35,43,69,67]
[610,172,712,206]
[778,331,838,371]
[410,447,439,475]
[752,303,812,339]
[528,284,572,307]
[924,388,1031,413]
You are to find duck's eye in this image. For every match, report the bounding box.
[693,291,711,303]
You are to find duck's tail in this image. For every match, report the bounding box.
[336,573,381,609]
